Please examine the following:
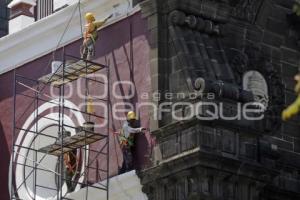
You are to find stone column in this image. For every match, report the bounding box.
[8,0,36,34]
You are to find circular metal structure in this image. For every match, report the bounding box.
[10,99,87,200]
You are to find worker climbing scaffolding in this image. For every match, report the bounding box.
[64,149,78,192]
[60,131,78,193]
[118,111,146,174]
[81,12,113,60]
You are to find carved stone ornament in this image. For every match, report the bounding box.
[230,0,264,23]
[230,45,285,133]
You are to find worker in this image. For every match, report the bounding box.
[59,131,78,193]
[282,74,300,121]
[119,111,146,174]
[64,150,77,193]
[81,12,112,60]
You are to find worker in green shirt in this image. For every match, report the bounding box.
[119,111,146,174]
[81,12,112,60]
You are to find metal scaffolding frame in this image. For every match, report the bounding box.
[10,53,110,200]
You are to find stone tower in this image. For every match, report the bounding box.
[139,0,300,199]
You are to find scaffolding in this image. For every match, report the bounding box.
[11,53,110,200]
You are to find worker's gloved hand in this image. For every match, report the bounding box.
[140,127,147,132]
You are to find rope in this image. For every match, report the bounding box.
[13,3,86,191]
[16,2,81,123]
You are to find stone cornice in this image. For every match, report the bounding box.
[8,0,36,8]
[139,147,280,184]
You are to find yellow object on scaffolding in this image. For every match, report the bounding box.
[87,95,95,114]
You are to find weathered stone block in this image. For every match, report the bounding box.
[284,34,300,51]
[221,130,236,154]
[270,4,290,20]
[283,77,296,91]
[266,17,288,36]
[255,0,273,27]
[200,126,216,149]
[285,90,297,105]
[281,62,298,78]
[239,136,257,159]
[294,138,300,153]
[263,31,284,48]
[246,28,264,43]
[273,0,294,9]
[281,47,300,65]
[160,134,178,158]
[282,122,300,137]
[271,48,282,63]
[181,127,197,152]
[267,137,294,151]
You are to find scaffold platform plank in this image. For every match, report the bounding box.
[38,60,105,87]
[38,131,106,156]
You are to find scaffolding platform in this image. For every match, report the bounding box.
[12,53,110,200]
[38,131,106,156]
[38,59,106,87]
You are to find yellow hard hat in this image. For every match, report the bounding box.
[127,111,137,120]
[85,12,95,22]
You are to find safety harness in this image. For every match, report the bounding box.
[119,129,134,149]
[85,22,99,43]
[64,151,78,174]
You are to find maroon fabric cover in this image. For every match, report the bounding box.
[0,12,151,199]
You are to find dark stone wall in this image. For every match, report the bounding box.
[140,0,300,199]
[0,0,9,38]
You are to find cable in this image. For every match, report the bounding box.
[12,2,85,195]
[53,2,80,62]
[16,2,81,123]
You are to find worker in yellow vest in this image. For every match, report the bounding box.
[282,74,300,121]
[119,111,146,173]
[81,12,112,60]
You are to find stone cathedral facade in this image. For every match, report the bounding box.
[138,0,300,199]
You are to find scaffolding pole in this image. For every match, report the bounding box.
[10,53,110,200]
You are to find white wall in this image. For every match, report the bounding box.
[0,0,137,75]
[9,15,35,34]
